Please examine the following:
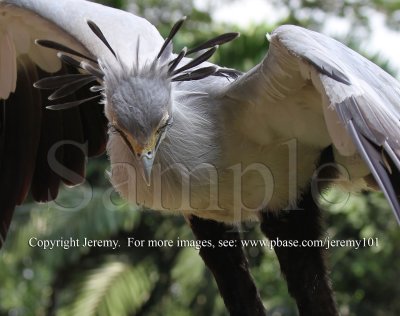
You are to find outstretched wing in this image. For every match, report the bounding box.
[224,24,400,223]
[0,0,164,245]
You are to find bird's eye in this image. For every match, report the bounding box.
[108,123,136,155]
[155,119,172,150]
[108,124,118,134]
[157,119,173,134]
[156,126,166,135]
[109,123,125,137]
[108,123,125,137]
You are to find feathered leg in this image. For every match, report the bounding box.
[260,198,338,315]
[260,147,339,316]
[187,215,266,316]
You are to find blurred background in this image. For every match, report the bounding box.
[1,0,400,315]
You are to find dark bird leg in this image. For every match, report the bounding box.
[260,148,339,316]
[188,215,266,316]
[260,200,338,316]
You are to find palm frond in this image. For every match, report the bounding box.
[59,259,158,316]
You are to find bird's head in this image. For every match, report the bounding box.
[35,17,239,185]
[104,64,173,185]
[100,17,239,185]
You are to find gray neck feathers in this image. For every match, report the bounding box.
[156,83,222,177]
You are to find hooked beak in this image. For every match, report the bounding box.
[139,151,155,186]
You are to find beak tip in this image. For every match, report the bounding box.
[143,173,152,186]
[140,155,155,186]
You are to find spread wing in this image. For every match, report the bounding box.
[0,0,164,245]
[225,25,400,223]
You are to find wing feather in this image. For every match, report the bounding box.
[0,0,164,245]
[29,67,65,203]
[348,119,400,222]
[59,105,86,187]
[0,57,41,243]
[0,29,17,97]
[225,24,400,223]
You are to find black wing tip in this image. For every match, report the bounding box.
[331,71,351,85]
[305,56,351,85]
[214,68,243,79]
[348,120,400,224]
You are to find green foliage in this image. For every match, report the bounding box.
[323,190,400,315]
[95,0,126,9]
[129,0,211,26]
[271,0,400,31]
[58,259,158,316]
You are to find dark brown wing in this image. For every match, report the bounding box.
[0,0,165,246]
[0,59,107,246]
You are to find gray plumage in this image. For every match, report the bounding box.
[1,0,400,231]
[107,69,171,145]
